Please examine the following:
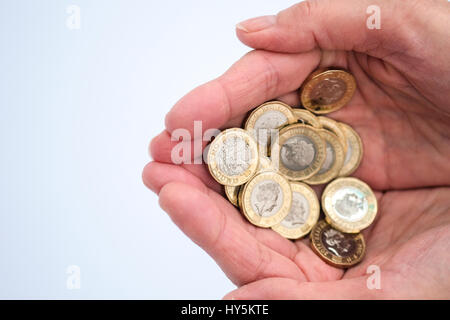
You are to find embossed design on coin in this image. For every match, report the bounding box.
[319,142,335,174]
[251,181,283,217]
[240,171,292,228]
[216,136,251,176]
[338,122,363,177]
[310,220,365,268]
[333,187,368,222]
[322,177,377,233]
[310,78,347,105]
[300,69,356,114]
[281,136,315,171]
[207,128,259,186]
[271,123,326,181]
[272,182,319,239]
[304,129,345,185]
[281,192,309,227]
[245,101,296,154]
[322,228,356,257]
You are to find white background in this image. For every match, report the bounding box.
[0,0,299,299]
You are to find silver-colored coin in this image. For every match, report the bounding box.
[207,128,259,186]
[215,135,251,176]
[280,135,316,171]
[272,182,319,239]
[322,177,377,233]
[245,101,296,155]
[250,180,284,218]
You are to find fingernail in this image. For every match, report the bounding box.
[236,15,276,33]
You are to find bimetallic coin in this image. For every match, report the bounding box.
[338,122,363,177]
[317,116,348,153]
[300,69,356,114]
[225,185,240,207]
[292,108,322,129]
[245,101,296,155]
[207,128,259,186]
[240,171,292,228]
[304,129,345,185]
[271,123,326,181]
[272,182,320,239]
[310,220,366,268]
[322,177,378,233]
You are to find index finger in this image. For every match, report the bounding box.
[165,49,320,134]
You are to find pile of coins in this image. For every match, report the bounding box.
[207,69,377,268]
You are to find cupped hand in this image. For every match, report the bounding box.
[143,0,450,299]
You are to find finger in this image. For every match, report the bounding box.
[224,276,383,300]
[150,130,211,164]
[236,0,422,59]
[145,162,300,259]
[276,91,301,107]
[142,161,222,194]
[292,240,344,282]
[165,49,320,134]
[158,181,307,286]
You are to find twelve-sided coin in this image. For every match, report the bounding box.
[240,171,292,228]
[338,122,363,177]
[300,69,356,114]
[310,220,366,268]
[207,128,259,186]
[322,177,377,233]
[304,129,345,185]
[271,123,326,181]
[272,182,320,239]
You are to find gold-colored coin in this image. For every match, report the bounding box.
[292,108,322,129]
[271,123,326,181]
[322,177,378,233]
[304,129,345,185]
[310,220,366,268]
[272,182,320,239]
[245,101,296,155]
[225,185,240,207]
[207,128,259,186]
[300,69,356,114]
[338,122,363,177]
[317,116,348,153]
[240,171,292,228]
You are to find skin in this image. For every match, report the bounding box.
[143,0,450,299]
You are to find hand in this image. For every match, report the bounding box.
[143,0,450,299]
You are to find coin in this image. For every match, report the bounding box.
[338,122,363,177]
[272,182,320,239]
[310,220,366,268]
[245,101,296,155]
[258,155,273,172]
[304,129,345,185]
[300,69,356,114]
[225,185,240,207]
[271,123,326,181]
[207,128,259,186]
[322,177,377,233]
[240,171,292,228]
[292,108,322,129]
[317,116,348,153]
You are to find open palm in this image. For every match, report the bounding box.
[143,0,450,299]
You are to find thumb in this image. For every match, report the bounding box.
[236,0,432,58]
